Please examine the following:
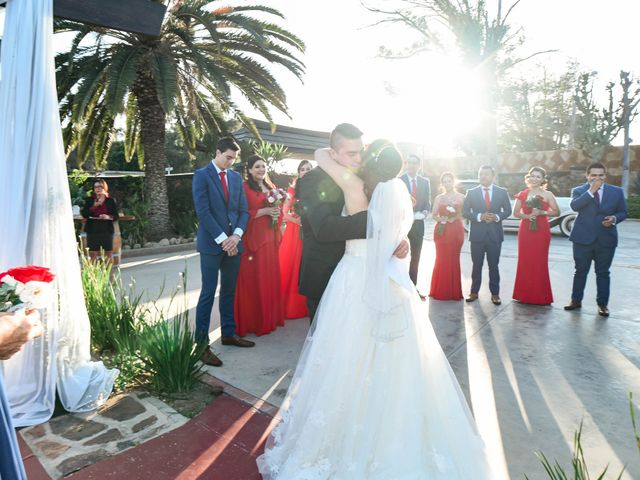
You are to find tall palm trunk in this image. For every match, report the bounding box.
[133,67,172,240]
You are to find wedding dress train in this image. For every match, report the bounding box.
[257,179,494,479]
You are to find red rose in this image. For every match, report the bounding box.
[0,266,55,284]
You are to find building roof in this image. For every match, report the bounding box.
[234,119,329,156]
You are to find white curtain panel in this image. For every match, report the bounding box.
[0,0,117,426]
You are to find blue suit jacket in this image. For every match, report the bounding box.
[569,183,627,247]
[400,173,431,213]
[462,185,512,243]
[192,163,249,255]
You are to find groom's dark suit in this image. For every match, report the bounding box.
[296,167,368,320]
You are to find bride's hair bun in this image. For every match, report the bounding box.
[363,139,403,182]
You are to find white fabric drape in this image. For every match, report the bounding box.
[0,0,117,426]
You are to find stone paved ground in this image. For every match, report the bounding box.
[20,393,187,478]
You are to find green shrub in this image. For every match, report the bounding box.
[137,271,205,393]
[81,255,145,353]
[627,196,640,219]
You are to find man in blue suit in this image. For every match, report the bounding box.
[565,162,627,317]
[192,137,253,367]
[400,155,431,291]
[462,165,512,305]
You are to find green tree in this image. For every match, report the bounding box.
[56,1,305,239]
[364,0,554,157]
[499,64,579,152]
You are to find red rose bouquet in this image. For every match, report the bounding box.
[265,188,289,228]
[525,195,544,231]
[0,266,56,312]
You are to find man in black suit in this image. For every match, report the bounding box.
[296,123,409,321]
[462,165,512,305]
[400,155,431,289]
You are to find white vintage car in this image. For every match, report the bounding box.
[455,179,577,237]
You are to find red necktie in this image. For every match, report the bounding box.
[411,178,417,199]
[594,189,600,208]
[483,187,491,210]
[219,171,229,202]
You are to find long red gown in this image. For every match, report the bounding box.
[512,189,554,305]
[278,187,309,319]
[234,182,284,336]
[429,201,464,300]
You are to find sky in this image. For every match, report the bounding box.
[2,0,639,155]
[236,0,640,154]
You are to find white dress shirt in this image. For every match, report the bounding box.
[477,184,501,222]
[211,160,243,244]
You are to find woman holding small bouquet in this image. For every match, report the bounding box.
[429,172,465,300]
[234,155,285,336]
[512,166,560,305]
[279,160,312,320]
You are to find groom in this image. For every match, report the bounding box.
[296,123,409,321]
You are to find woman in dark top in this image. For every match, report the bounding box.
[82,179,119,262]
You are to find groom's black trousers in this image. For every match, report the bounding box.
[306,297,320,324]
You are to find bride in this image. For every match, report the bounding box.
[257,140,494,479]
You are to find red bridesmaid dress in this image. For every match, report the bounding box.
[512,189,554,305]
[429,201,464,300]
[234,182,284,336]
[279,187,309,319]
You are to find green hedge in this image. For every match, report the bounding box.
[627,196,640,219]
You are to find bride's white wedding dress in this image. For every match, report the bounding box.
[257,179,494,479]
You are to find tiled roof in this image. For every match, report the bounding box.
[234,119,329,155]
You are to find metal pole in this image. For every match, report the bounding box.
[621,71,631,198]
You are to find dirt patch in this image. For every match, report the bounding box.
[155,381,223,418]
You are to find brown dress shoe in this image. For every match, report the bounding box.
[597,304,610,317]
[491,295,502,305]
[465,293,478,303]
[563,301,582,311]
[201,347,223,367]
[221,336,255,347]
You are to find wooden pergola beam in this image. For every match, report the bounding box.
[0,0,167,37]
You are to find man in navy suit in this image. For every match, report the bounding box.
[564,162,627,317]
[462,165,512,305]
[192,137,254,367]
[400,155,431,290]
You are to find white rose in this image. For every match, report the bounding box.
[2,275,25,295]
[18,281,51,308]
[267,197,276,204]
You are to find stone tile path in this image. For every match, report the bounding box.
[20,392,187,478]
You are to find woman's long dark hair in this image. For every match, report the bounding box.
[360,140,403,199]
[246,155,276,192]
[291,160,312,187]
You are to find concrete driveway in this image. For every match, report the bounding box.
[120,220,640,480]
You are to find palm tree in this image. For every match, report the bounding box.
[56,1,305,239]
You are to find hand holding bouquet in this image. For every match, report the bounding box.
[525,195,544,231]
[0,266,55,313]
[265,188,289,228]
[436,205,458,236]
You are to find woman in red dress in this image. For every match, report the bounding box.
[512,166,560,305]
[429,172,465,300]
[234,155,285,336]
[279,160,312,319]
